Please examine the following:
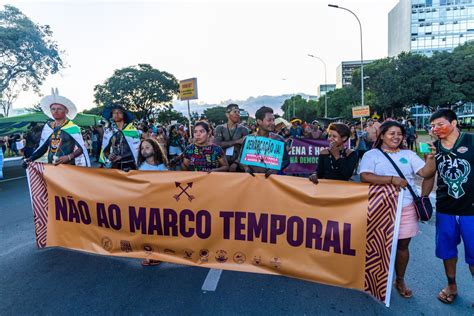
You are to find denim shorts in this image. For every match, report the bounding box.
[435,212,474,265]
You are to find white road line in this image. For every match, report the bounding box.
[201,268,223,292]
[0,176,26,183]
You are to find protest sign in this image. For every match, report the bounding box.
[239,136,285,170]
[285,138,329,174]
[27,162,402,306]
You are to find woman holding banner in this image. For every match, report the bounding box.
[359,120,436,299]
[309,123,358,183]
[181,121,228,172]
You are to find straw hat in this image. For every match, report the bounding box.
[40,88,77,120]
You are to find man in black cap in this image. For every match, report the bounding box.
[214,104,249,172]
[99,105,140,171]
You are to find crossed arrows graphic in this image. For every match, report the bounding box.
[173,182,195,202]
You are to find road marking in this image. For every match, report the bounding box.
[201,269,223,292]
[0,176,26,183]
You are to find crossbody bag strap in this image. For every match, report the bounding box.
[378,148,419,199]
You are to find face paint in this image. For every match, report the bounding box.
[433,124,453,138]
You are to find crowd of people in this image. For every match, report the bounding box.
[4,89,472,307]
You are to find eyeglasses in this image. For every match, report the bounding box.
[226,109,240,114]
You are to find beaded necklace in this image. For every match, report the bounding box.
[50,120,68,154]
[381,147,401,154]
[329,148,346,170]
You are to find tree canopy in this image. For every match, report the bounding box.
[156,108,188,125]
[351,42,474,116]
[0,5,64,116]
[281,95,319,122]
[93,64,179,120]
[203,106,227,125]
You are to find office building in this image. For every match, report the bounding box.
[336,60,374,88]
[317,84,336,98]
[389,0,474,56]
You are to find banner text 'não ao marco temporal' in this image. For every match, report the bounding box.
[27,163,402,306]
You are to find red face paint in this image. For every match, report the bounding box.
[433,124,452,138]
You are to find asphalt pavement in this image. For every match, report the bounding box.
[1,173,473,315]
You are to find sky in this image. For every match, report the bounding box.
[4,0,399,113]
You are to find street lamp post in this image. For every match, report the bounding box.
[328,4,364,107]
[307,54,328,118]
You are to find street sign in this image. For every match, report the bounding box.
[352,106,370,118]
[179,78,198,101]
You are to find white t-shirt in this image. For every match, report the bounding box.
[359,149,425,207]
[139,162,168,171]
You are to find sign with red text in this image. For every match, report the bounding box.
[179,78,198,100]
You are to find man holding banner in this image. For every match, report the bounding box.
[238,106,289,177]
[100,105,140,171]
[25,89,90,167]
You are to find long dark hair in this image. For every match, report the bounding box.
[373,121,406,149]
[138,138,168,166]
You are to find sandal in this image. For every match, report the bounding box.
[437,288,457,304]
[394,280,413,298]
[142,259,161,266]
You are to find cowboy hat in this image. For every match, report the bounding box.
[40,88,78,120]
[102,104,134,124]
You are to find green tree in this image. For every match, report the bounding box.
[351,42,474,115]
[25,102,42,113]
[189,111,200,124]
[423,42,474,110]
[353,53,430,117]
[156,108,188,125]
[318,87,359,119]
[94,64,179,120]
[82,106,106,116]
[281,95,318,122]
[452,42,474,104]
[203,106,227,125]
[0,5,64,116]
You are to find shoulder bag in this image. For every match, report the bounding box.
[378,148,433,221]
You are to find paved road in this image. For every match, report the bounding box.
[1,177,473,315]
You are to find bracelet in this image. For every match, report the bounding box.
[68,154,72,161]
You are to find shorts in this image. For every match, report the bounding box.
[435,212,474,265]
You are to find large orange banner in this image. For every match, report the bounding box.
[26,162,402,306]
